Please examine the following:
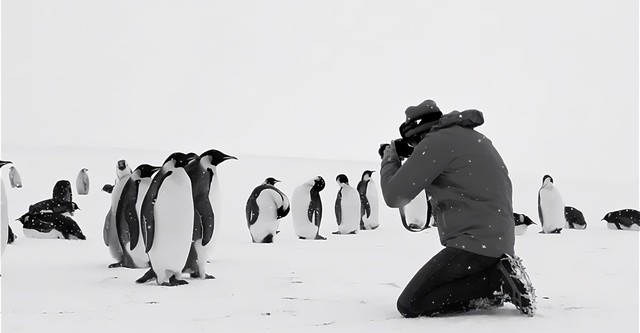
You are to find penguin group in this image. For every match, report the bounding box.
[102,150,236,286]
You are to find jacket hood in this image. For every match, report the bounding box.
[430,109,484,132]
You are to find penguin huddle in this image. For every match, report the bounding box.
[103,150,236,286]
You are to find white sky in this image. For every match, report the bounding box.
[1,1,638,184]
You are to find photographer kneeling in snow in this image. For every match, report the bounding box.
[379,99,536,317]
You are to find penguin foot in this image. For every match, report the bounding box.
[262,234,274,243]
[136,269,157,284]
[370,225,380,230]
[204,274,215,280]
[169,276,188,286]
[332,231,341,235]
[348,230,357,235]
[108,262,124,268]
[314,235,327,240]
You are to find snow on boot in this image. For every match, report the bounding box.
[496,254,536,316]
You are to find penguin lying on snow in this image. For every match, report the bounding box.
[513,213,536,235]
[564,206,587,229]
[29,180,79,216]
[602,209,640,231]
[246,177,290,243]
[17,212,86,240]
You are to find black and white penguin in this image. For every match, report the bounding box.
[602,209,640,231]
[1,160,12,255]
[564,206,587,230]
[246,177,290,243]
[8,166,22,188]
[104,159,133,268]
[357,170,379,230]
[76,168,90,195]
[537,175,564,234]
[333,174,360,235]
[7,225,16,244]
[513,213,536,236]
[110,164,160,268]
[399,190,432,232]
[292,176,326,240]
[29,180,79,217]
[138,152,196,286]
[16,212,86,240]
[181,149,236,279]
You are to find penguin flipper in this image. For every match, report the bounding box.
[274,188,290,219]
[537,191,544,227]
[141,169,172,253]
[335,190,343,226]
[103,209,112,247]
[196,196,215,246]
[117,179,141,251]
[246,196,260,227]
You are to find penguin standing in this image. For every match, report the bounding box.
[292,176,326,240]
[112,164,160,268]
[8,166,22,188]
[246,177,290,243]
[333,174,360,235]
[513,213,536,236]
[1,160,12,255]
[76,168,90,195]
[357,170,379,230]
[602,209,640,231]
[103,159,133,267]
[538,175,565,234]
[182,149,236,279]
[564,206,587,230]
[399,190,431,231]
[139,153,195,286]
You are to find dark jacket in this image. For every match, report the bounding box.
[380,110,514,258]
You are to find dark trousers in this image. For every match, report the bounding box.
[397,247,501,317]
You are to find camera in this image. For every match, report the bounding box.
[378,138,415,159]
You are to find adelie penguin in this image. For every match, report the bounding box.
[182,149,236,278]
[564,206,587,230]
[513,213,536,236]
[137,152,196,286]
[246,177,290,243]
[104,159,133,268]
[292,176,326,240]
[602,209,640,231]
[110,164,161,268]
[538,175,564,234]
[357,170,379,230]
[333,174,360,235]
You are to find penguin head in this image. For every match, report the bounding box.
[81,168,89,173]
[117,160,129,171]
[542,175,554,186]
[264,177,280,186]
[602,212,611,222]
[336,174,349,186]
[200,149,238,166]
[135,164,161,178]
[0,160,13,168]
[116,160,132,179]
[164,152,196,168]
[52,180,73,203]
[313,176,325,191]
[361,170,375,181]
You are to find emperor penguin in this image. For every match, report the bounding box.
[333,174,360,235]
[292,176,326,240]
[17,212,86,240]
[112,164,160,268]
[564,206,587,230]
[103,159,133,268]
[513,213,536,236]
[139,152,196,286]
[246,177,290,243]
[537,175,565,234]
[8,166,22,188]
[399,190,431,232]
[1,160,13,255]
[182,149,236,279]
[602,209,640,231]
[357,170,379,230]
[76,168,90,195]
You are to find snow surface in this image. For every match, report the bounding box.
[1,145,638,332]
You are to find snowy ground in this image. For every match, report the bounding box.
[1,145,638,332]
